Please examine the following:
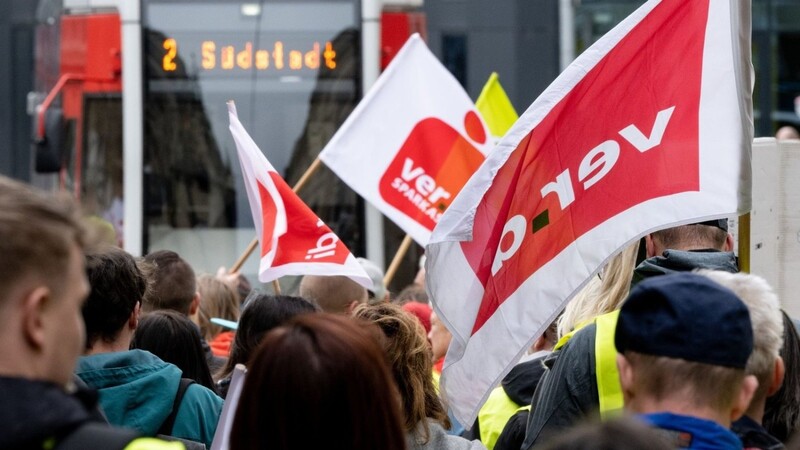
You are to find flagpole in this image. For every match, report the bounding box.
[383,234,414,287]
[229,158,324,274]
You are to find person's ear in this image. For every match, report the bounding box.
[21,286,51,350]
[532,335,547,352]
[129,301,141,331]
[346,300,360,315]
[731,375,759,421]
[767,357,786,397]
[723,233,735,252]
[617,353,635,405]
[645,235,657,258]
[190,292,200,316]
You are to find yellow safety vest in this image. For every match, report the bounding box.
[124,439,186,450]
[477,387,522,450]
[555,310,623,420]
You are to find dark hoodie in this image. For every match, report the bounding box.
[630,249,738,286]
[0,376,97,449]
[463,355,547,445]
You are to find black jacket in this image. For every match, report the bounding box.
[732,416,784,450]
[521,250,739,449]
[0,376,101,449]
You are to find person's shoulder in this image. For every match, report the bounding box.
[427,421,488,450]
[171,384,222,447]
[182,383,223,409]
[554,322,597,360]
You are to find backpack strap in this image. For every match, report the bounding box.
[56,422,140,450]
[158,378,196,436]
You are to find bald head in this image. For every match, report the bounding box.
[776,126,800,140]
[299,275,367,314]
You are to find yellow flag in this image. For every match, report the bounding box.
[475,72,518,141]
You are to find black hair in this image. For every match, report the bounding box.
[84,247,147,349]
[216,293,319,384]
[763,311,800,442]
[131,310,216,392]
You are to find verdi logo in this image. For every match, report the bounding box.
[379,111,487,231]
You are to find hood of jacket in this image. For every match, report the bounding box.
[76,349,182,435]
[0,376,95,448]
[500,355,547,406]
[631,249,738,287]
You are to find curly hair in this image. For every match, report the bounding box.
[353,302,449,442]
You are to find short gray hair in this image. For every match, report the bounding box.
[698,270,783,385]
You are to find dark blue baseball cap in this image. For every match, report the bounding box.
[698,219,729,232]
[615,273,753,369]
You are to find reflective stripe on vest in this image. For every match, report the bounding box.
[478,387,521,450]
[553,310,623,420]
[595,310,623,420]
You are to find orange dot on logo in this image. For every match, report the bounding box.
[464,111,486,145]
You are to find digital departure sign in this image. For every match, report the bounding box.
[160,37,338,74]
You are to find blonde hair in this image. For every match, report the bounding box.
[623,351,746,412]
[0,176,88,302]
[558,241,640,337]
[353,302,449,441]
[197,274,240,341]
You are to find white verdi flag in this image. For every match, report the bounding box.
[228,102,372,288]
[319,34,492,246]
[426,0,752,425]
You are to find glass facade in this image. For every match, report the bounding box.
[138,0,361,275]
[573,0,800,137]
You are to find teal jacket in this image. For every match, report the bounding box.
[76,349,223,447]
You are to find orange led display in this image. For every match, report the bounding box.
[163,38,178,71]
[163,38,337,72]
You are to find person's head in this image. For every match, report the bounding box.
[615,273,757,426]
[646,220,732,257]
[0,176,89,387]
[196,274,240,342]
[764,311,800,442]
[558,240,640,337]
[141,250,198,316]
[402,301,432,334]
[357,257,388,303]
[699,270,785,420]
[84,246,148,353]
[131,310,215,391]
[428,310,452,364]
[776,125,800,140]
[217,293,319,380]
[298,275,367,314]
[532,318,559,354]
[539,416,671,450]
[230,313,406,450]
[394,284,429,305]
[353,303,449,438]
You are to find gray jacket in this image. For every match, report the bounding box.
[407,420,487,450]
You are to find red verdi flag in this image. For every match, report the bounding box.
[426,0,753,425]
[228,102,372,288]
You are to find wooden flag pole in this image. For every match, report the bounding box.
[383,234,414,287]
[272,280,282,295]
[229,158,324,274]
[230,239,258,274]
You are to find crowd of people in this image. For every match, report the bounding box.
[3,172,800,450]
